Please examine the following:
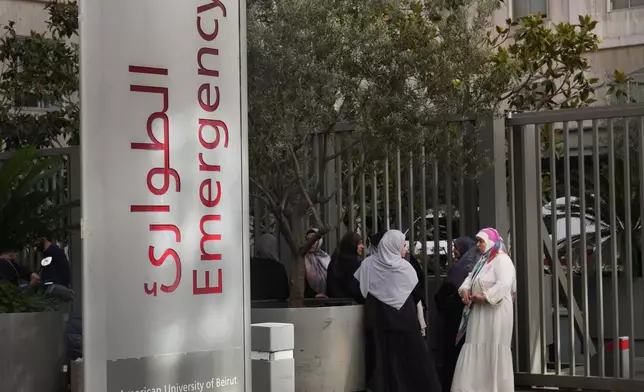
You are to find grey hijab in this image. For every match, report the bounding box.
[255,234,279,261]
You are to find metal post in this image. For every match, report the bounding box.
[510,123,543,374]
[68,147,82,318]
[477,116,509,236]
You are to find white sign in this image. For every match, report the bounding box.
[80,0,249,390]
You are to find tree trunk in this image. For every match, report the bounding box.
[290,254,306,308]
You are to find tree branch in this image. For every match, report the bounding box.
[298,225,332,256]
[323,139,360,164]
[250,177,278,209]
[288,142,323,227]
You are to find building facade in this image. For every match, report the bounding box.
[494,1,644,103]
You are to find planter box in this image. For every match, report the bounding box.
[252,305,364,392]
[0,312,67,392]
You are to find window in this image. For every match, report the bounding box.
[612,0,644,10]
[627,81,644,103]
[17,94,55,110]
[512,0,548,19]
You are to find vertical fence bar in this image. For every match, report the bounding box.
[508,125,519,371]
[360,153,367,238]
[348,154,355,232]
[396,150,403,230]
[446,163,453,266]
[384,156,390,229]
[433,159,440,281]
[639,116,644,365]
[313,133,321,222]
[253,198,261,241]
[592,119,606,377]
[563,121,576,374]
[372,171,378,235]
[608,119,621,377]
[623,118,635,379]
[420,147,429,330]
[550,122,562,375]
[512,123,544,374]
[458,127,466,236]
[408,153,415,256]
[577,120,590,377]
[335,134,343,246]
[535,124,547,374]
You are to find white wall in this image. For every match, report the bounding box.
[0,0,50,35]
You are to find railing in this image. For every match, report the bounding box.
[508,104,644,391]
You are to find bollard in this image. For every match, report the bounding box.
[606,336,630,378]
[251,322,295,392]
[619,336,630,379]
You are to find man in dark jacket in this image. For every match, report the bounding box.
[38,228,71,287]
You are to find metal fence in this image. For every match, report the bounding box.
[508,104,644,391]
[250,122,481,280]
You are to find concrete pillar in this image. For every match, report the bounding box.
[251,323,295,392]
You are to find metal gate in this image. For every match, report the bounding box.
[507,104,644,391]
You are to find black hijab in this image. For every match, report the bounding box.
[326,232,362,299]
[446,236,478,287]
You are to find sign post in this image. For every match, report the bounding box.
[79,0,250,391]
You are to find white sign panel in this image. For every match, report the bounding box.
[80,0,249,390]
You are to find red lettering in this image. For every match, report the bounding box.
[148,246,182,294]
[198,153,221,172]
[128,66,168,76]
[200,215,222,261]
[145,282,157,296]
[197,17,219,41]
[197,48,219,77]
[195,7,226,295]
[199,179,222,208]
[150,224,181,242]
[197,0,227,16]
[145,225,182,296]
[193,269,223,295]
[131,205,170,213]
[198,119,229,149]
[198,83,220,112]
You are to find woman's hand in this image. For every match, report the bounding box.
[461,291,470,305]
[471,294,486,304]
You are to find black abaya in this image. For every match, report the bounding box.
[434,281,466,392]
[433,241,478,392]
[364,293,441,392]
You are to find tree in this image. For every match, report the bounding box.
[248,0,620,303]
[0,1,79,149]
[0,146,74,251]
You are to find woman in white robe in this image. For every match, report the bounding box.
[451,228,516,392]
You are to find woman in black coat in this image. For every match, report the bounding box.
[326,232,363,300]
[433,236,478,392]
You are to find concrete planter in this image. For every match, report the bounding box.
[0,312,67,392]
[252,305,365,392]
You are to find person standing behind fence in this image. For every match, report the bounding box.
[326,231,363,301]
[434,236,477,392]
[251,234,290,301]
[38,229,71,288]
[355,230,441,392]
[452,228,516,392]
[303,228,331,298]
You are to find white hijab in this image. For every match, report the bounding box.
[354,230,418,310]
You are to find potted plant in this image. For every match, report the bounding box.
[0,146,75,392]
